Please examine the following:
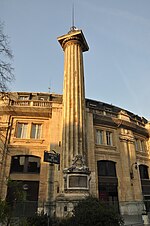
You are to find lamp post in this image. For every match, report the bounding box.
[43,150,60,225]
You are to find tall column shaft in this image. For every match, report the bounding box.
[58,30,89,169]
[62,41,86,168]
[56,29,90,218]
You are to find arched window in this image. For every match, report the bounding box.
[97,160,116,177]
[139,164,149,179]
[10,155,40,174]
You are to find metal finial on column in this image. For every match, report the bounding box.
[70,3,76,31]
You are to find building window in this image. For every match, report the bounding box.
[16,123,28,138]
[10,155,40,174]
[139,164,149,179]
[96,130,103,145]
[31,124,41,139]
[6,180,39,203]
[97,160,116,177]
[135,139,146,152]
[96,129,114,146]
[97,160,118,210]
[106,131,113,146]
[139,140,145,152]
[135,139,139,151]
[19,96,29,100]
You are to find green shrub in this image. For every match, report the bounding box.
[58,196,124,226]
[0,199,11,224]
[27,213,51,226]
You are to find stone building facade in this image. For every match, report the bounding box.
[0,27,150,224]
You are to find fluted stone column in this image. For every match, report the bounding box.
[56,29,90,218]
[58,29,89,169]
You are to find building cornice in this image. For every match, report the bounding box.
[93,114,149,138]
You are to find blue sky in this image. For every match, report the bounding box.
[1,0,150,119]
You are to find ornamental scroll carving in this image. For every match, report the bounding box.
[64,155,90,174]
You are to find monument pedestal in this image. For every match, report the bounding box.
[56,155,91,218]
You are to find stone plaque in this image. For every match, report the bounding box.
[69,175,87,188]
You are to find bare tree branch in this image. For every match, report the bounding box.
[0,21,14,92]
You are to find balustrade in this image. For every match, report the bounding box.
[10,100,52,107]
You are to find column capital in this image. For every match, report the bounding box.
[57,29,89,52]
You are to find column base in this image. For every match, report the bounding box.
[55,192,89,218]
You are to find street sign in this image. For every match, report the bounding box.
[44,151,60,164]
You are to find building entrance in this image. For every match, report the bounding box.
[97,160,119,212]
